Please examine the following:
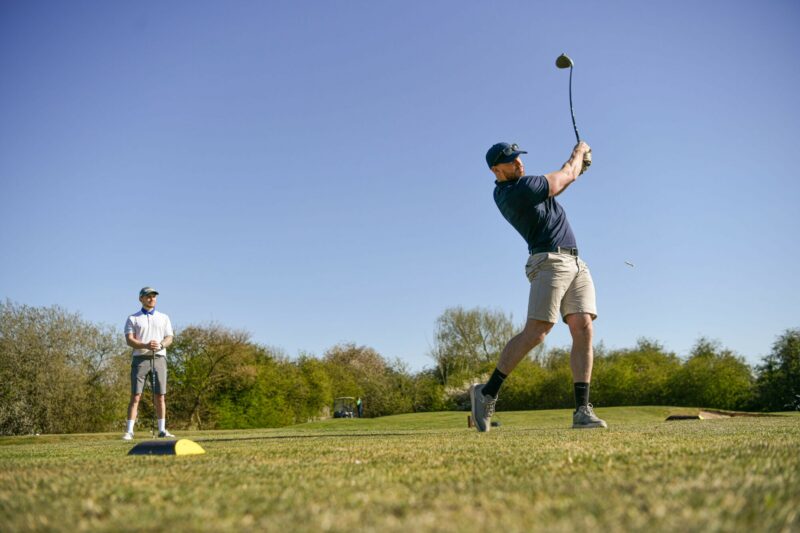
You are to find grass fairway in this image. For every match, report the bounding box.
[1,407,798,532]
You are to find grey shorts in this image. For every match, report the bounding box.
[525,252,598,323]
[131,356,167,395]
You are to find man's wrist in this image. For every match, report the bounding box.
[568,155,583,176]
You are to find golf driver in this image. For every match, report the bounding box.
[555,53,591,170]
[151,348,157,438]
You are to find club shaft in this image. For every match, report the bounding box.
[152,352,156,437]
[569,67,580,143]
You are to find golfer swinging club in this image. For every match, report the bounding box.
[470,141,607,431]
[122,287,176,440]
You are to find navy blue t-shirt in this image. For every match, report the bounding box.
[493,175,577,253]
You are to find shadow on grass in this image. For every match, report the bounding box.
[193,425,572,443]
[194,431,433,443]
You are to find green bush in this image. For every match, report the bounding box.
[534,349,574,409]
[667,338,754,410]
[754,328,800,411]
[498,358,548,410]
[410,371,452,412]
[213,358,298,429]
[4,301,796,436]
[591,339,681,407]
[0,301,128,435]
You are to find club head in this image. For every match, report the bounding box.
[555,53,574,69]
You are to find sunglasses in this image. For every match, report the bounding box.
[492,143,521,166]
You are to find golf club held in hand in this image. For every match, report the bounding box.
[556,53,591,172]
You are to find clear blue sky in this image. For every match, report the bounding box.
[2,1,798,371]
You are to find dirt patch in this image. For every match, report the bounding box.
[666,409,782,420]
[666,409,784,421]
[698,410,729,419]
[700,409,782,418]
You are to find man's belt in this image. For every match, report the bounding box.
[529,246,579,256]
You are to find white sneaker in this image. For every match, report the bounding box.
[469,383,497,433]
[572,404,608,429]
[122,432,134,441]
[158,430,176,438]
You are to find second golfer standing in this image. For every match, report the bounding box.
[122,287,175,440]
[470,141,607,432]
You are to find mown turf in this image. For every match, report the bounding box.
[1,407,798,532]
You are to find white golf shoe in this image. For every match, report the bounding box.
[158,430,176,438]
[122,432,134,441]
[572,404,607,429]
[469,383,497,432]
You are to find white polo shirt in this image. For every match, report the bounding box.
[124,309,174,357]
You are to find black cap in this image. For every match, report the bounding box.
[486,142,527,168]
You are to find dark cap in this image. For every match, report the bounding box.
[486,142,527,168]
[139,287,159,298]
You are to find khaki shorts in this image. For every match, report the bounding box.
[131,356,167,395]
[525,252,597,323]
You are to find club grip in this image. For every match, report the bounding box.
[581,151,592,173]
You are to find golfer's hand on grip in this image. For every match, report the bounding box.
[148,340,162,351]
[575,141,592,175]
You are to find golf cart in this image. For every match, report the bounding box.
[333,397,356,418]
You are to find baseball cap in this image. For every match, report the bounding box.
[139,287,159,297]
[486,142,527,168]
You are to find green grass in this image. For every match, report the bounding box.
[1,407,798,532]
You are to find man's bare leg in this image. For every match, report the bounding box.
[497,319,554,375]
[566,313,593,382]
[123,394,141,438]
[479,319,554,401]
[565,312,606,428]
[471,319,555,431]
[127,394,141,421]
[155,394,166,419]
[155,394,173,436]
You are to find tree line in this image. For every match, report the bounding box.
[1,300,798,435]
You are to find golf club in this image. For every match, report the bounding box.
[151,348,157,438]
[555,53,591,170]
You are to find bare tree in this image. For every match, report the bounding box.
[428,307,518,385]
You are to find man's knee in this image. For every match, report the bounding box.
[129,394,142,404]
[522,319,554,346]
[566,313,593,340]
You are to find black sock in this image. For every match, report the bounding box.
[574,382,590,409]
[482,368,507,398]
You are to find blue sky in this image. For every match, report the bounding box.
[2,1,798,371]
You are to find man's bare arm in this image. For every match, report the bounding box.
[544,142,591,197]
[125,333,147,350]
[125,333,164,351]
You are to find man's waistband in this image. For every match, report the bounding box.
[529,246,579,256]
